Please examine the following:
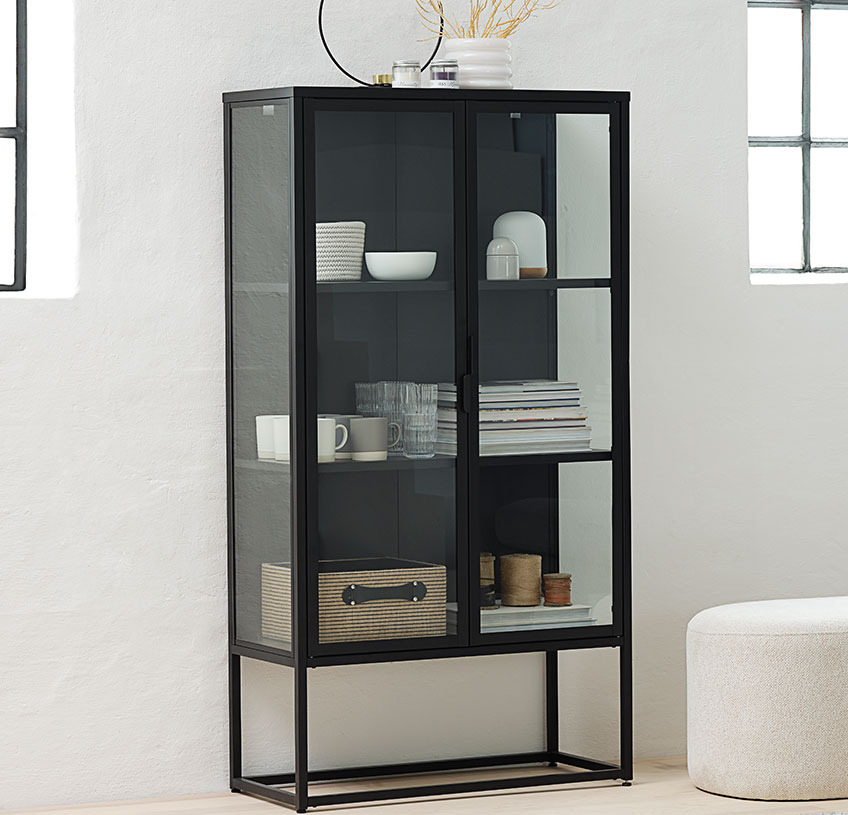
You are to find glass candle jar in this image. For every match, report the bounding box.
[429,59,459,89]
[392,60,421,88]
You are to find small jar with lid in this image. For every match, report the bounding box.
[486,237,520,280]
[392,60,421,88]
[429,59,459,89]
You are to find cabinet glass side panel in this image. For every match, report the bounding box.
[312,108,459,649]
[231,102,293,653]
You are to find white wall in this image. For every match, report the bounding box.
[3,0,848,809]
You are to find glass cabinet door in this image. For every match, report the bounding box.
[229,101,294,654]
[307,102,465,653]
[468,102,620,642]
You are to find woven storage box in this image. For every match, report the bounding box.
[316,221,365,282]
[261,557,446,645]
[261,562,292,642]
[319,558,446,643]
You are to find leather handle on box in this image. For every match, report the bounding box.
[342,581,428,606]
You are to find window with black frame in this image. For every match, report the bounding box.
[749,0,848,275]
[1,0,25,291]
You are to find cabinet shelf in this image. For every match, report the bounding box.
[235,279,610,295]
[478,278,610,291]
[236,456,456,474]
[232,281,454,295]
[479,448,612,466]
[317,280,453,293]
[319,455,455,472]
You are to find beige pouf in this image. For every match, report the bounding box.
[687,596,848,801]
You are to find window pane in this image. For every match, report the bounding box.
[0,138,15,284]
[748,147,802,269]
[812,9,848,138]
[748,8,801,137]
[0,0,16,126]
[811,149,848,268]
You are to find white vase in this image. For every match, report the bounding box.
[441,38,513,90]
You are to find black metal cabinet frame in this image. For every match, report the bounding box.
[224,86,631,812]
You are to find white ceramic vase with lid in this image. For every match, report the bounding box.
[441,38,513,89]
[493,211,548,279]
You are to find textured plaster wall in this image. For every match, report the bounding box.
[3,0,848,809]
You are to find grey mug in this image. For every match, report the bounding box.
[350,417,401,462]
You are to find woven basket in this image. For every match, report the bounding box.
[316,221,366,282]
[261,558,446,645]
[318,558,446,643]
[261,562,292,643]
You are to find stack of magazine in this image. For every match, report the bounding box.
[437,379,591,456]
[446,602,596,633]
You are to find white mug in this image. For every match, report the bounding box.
[317,417,348,463]
[319,413,360,459]
[256,415,287,460]
[273,416,290,462]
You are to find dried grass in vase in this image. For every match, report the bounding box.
[416,0,560,39]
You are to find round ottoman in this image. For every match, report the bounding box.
[687,596,848,801]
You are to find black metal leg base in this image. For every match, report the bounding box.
[622,780,632,786]
[233,751,626,811]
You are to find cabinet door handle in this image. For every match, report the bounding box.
[342,581,428,606]
[460,373,474,414]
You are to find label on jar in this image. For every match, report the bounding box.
[430,79,459,89]
[392,80,420,88]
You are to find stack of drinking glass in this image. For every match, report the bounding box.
[354,381,439,459]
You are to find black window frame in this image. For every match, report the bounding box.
[1,0,26,291]
[749,0,848,275]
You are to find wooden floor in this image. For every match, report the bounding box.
[15,757,848,815]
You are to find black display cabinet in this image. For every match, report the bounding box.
[224,86,630,812]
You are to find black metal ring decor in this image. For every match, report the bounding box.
[318,0,444,87]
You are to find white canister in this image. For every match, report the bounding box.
[486,237,520,280]
[493,211,548,278]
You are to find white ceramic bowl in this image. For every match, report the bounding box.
[365,252,437,281]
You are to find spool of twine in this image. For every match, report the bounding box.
[480,552,497,609]
[480,553,495,584]
[544,573,572,607]
[501,553,542,606]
